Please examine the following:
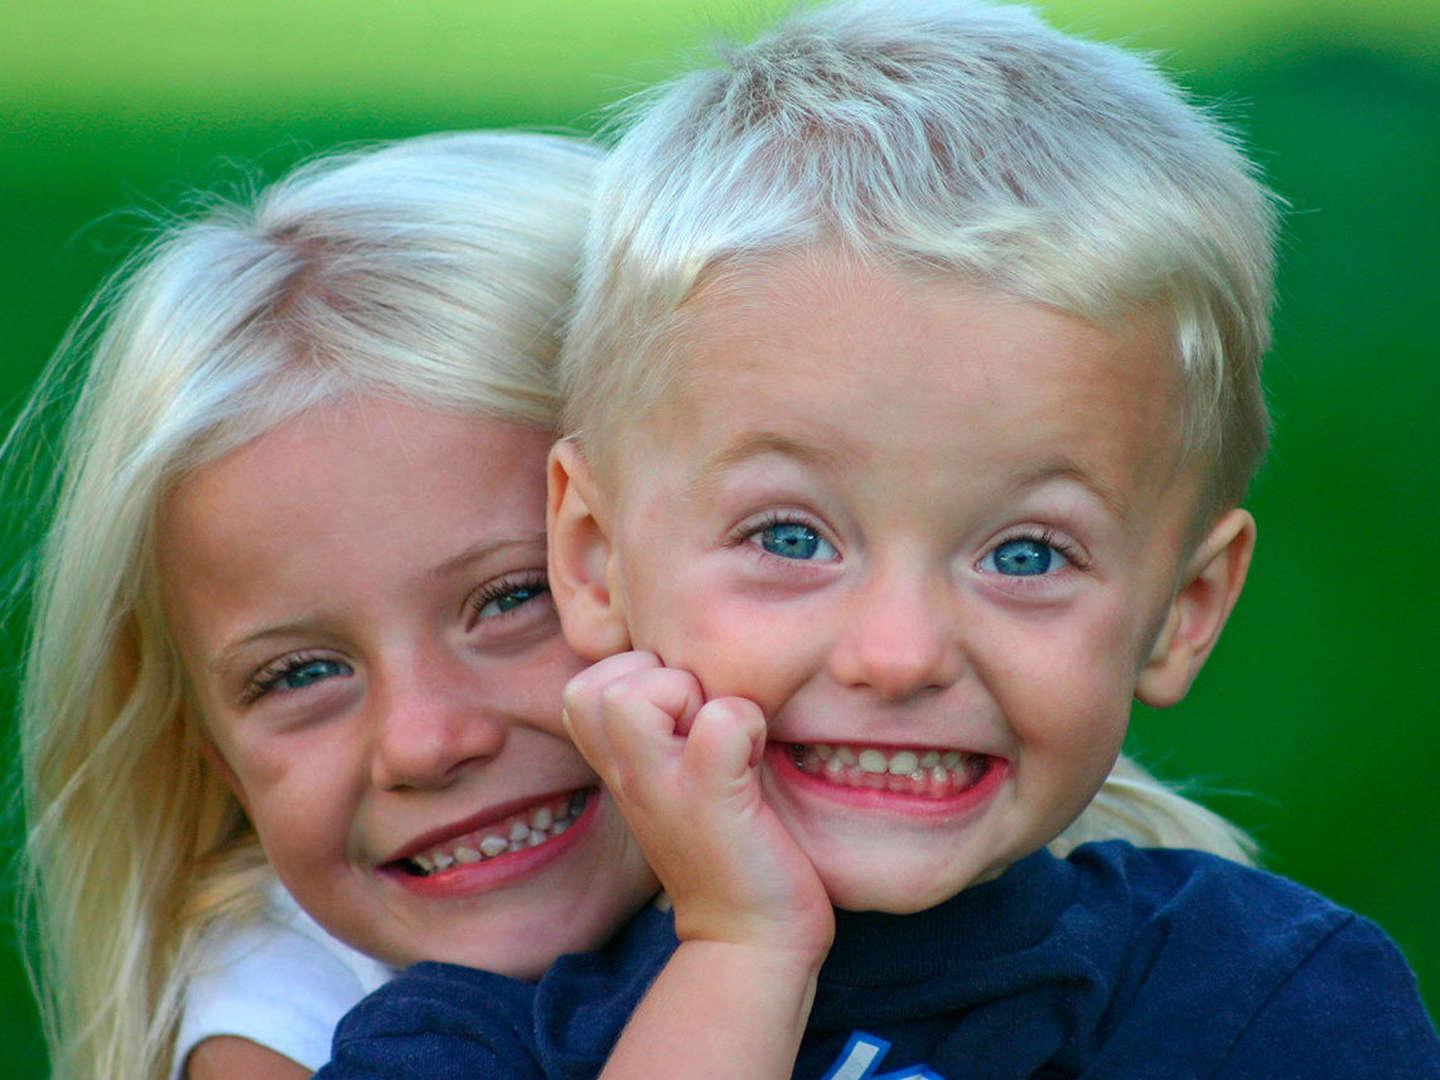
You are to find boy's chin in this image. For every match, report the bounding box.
[816,851,1014,914]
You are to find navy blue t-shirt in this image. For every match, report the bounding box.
[318,842,1440,1079]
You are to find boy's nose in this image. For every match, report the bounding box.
[368,652,505,791]
[826,567,962,700]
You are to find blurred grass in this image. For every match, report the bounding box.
[3,2,1438,1075]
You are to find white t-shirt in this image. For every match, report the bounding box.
[170,880,394,1078]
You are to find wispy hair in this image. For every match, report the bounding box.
[562,0,1279,511]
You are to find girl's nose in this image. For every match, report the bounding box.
[368,652,505,791]
[826,566,962,701]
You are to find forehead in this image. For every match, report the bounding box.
[156,397,552,652]
[629,253,1189,508]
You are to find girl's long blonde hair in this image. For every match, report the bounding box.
[8,130,602,1080]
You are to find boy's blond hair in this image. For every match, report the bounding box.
[559,0,1272,864]
[562,0,1279,515]
[7,131,601,1080]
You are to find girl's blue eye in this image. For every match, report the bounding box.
[277,657,351,689]
[250,656,353,702]
[475,579,549,620]
[755,521,837,561]
[985,537,1067,576]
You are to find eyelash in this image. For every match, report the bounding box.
[734,516,1089,573]
[465,571,551,625]
[734,511,838,557]
[240,651,343,705]
[985,527,1090,573]
[238,573,551,706]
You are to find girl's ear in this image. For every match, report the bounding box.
[195,724,250,814]
[547,439,632,661]
[1135,507,1256,709]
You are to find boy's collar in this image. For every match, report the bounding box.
[820,847,1075,986]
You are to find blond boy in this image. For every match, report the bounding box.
[318,3,1440,1076]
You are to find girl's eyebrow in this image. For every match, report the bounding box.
[423,532,547,582]
[211,618,329,678]
[210,533,549,676]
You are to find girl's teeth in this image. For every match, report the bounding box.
[479,835,508,858]
[403,790,590,877]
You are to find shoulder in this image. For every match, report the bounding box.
[333,961,535,1040]
[322,963,542,1079]
[1068,840,1353,942]
[174,887,394,1078]
[324,906,678,1080]
[1069,842,1440,1075]
[262,879,394,992]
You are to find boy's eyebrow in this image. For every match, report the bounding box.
[687,431,850,497]
[1010,457,1132,521]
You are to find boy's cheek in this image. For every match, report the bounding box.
[619,580,787,706]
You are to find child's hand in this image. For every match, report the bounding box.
[562,651,833,962]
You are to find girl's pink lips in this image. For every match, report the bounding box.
[764,741,1010,817]
[378,787,601,899]
[379,786,591,865]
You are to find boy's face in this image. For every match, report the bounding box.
[557,252,1250,912]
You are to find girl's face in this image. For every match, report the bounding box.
[158,396,655,976]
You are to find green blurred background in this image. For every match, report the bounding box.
[2,1,1436,1073]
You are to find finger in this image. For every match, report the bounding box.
[682,696,769,793]
[568,666,705,808]
[563,650,662,719]
[598,666,706,770]
[562,652,663,754]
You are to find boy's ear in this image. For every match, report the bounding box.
[1135,507,1256,709]
[547,439,632,661]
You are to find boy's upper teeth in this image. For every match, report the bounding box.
[404,790,589,877]
[795,742,989,796]
[809,742,970,776]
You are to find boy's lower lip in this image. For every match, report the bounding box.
[379,788,599,899]
[764,741,1008,817]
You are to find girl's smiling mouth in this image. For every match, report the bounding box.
[385,789,594,879]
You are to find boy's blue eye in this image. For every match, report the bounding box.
[755,521,837,561]
[986,537,1065,576]
[273,657,352,692]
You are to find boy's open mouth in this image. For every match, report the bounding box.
[395,790,591,878]
[788,742,992,798]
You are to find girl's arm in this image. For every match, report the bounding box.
[562,652,834,1080]
[187,1036,311,1080]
